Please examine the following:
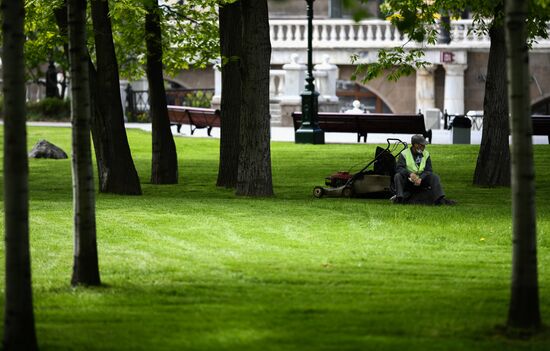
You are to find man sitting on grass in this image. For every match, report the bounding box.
[391,134,455,205]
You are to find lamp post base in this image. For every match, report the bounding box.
[295,127,325,144]
[295,88,325,144]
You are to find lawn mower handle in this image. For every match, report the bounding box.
[386,138,408,156]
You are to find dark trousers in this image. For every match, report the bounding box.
[393,173,445,201]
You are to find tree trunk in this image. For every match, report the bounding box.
[1,0,39,349]
[90,0,142,195]
[217,1,242,188]
[68,0,101,286]
[505,0,541,331]
[473,22,511,186]
[46,60,60,98]
[54,0,142,195]
[236,0,273,196]
[145,0,178,184]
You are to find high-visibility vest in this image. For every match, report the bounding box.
[403,148,430,174]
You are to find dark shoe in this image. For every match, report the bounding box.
[435,197,456,206]
[391,195,403,204]
[443,198,457,205]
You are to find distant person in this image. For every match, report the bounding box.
[392,134,455,205]
[344,100,365,114]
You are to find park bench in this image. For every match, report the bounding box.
[292,112,432,143]
[532,115,550,143]
[167,105,221,136]
[447,113,550,143]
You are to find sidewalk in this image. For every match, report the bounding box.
[132,123,549,145]
[26,121,549,145]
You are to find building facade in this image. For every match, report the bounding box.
[168,1,550,126]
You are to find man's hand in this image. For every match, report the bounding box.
[409,173,422,186]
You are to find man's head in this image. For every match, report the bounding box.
[411,134,427,154]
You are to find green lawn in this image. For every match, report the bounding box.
[0,127,549,350]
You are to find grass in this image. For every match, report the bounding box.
[0,126,549,350]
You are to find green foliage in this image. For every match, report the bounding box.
[135,112,150,123]
[26,97,71,121]
[22,0,229,82]
[342,0,372,21]
[0,127,549,349]
[24,0,68,84]
[112,0,225,79]
[183,90,214,108]
[351,48,429,82]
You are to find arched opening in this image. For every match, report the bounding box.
[336,81,392,113]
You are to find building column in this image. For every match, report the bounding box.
[443,63,468,115]
[211,62,222,109]
[415,65,436,114]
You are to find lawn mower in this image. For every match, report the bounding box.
[313,138,407,198]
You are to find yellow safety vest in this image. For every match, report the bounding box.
[403,148,430,175]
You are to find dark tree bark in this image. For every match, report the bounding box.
[505,0,541,331]
[473,21,511,186]
[90,0,142,195]
[1,0,39,349]
[68,0,101,286]
[54,0,142,195]
[236,0,273,196]
[145,0,178,184]
[46,60,60,98]
[217,1,242,188]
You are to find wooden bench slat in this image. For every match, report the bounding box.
[167,105,220,136]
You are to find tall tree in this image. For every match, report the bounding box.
[90,0,142,195]
[145,0,178,184]
[1,0,40,348]
[236,0,274,196]
[473,17,510,186]
[505,0,541,331]
[51,0,142,195]
[68,0,101,286]
[217,0,242,188]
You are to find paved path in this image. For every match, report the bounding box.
[26,121,549,145]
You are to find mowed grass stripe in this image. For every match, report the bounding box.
[0,127,548,350]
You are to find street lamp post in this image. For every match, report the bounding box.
[295,0,324,144]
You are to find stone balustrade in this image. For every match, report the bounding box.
[270,19,550,50]
[270,19,405,49]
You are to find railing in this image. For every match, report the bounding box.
[269,19,550,50]
[270,19,406,49]
[125,86,214,122]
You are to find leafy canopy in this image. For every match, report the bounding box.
[22,0,235,82]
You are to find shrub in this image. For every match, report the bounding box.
[183,90,214,108]
[26,97,71,121]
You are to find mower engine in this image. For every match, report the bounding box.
[325,171,352,187]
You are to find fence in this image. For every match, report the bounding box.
[125,85,214,122]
